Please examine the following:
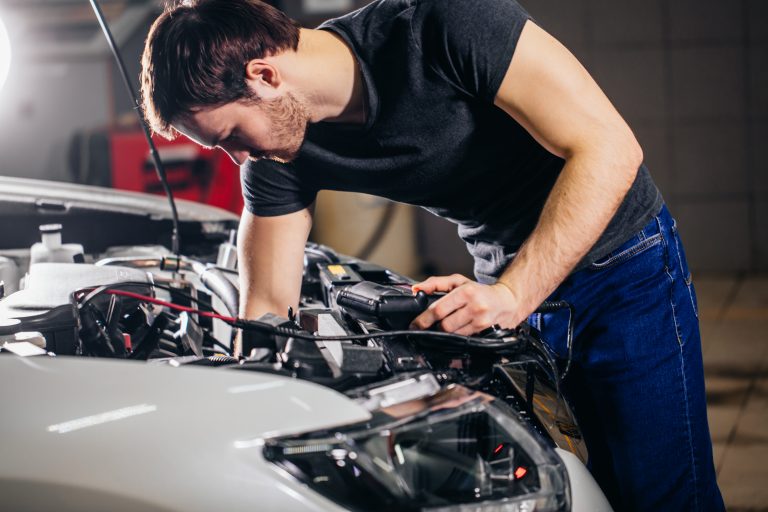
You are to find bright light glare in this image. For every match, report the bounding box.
[0,13,10,93]
[47,404,158,434]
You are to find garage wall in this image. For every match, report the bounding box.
[0,2,154,184]
[0,57,111,183]
[526,0,768,272]
[412,0,768,276]
[0,0,764,274]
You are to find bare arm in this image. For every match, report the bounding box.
[492,20,643,318]
[412,20,643,333]
[235,207,312,352]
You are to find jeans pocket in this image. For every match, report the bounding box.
[670,220,699,318]
[589,232,663,271]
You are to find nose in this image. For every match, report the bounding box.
[218,139,253,165]
[221,147,249,166]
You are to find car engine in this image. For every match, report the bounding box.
[0,178,593,512]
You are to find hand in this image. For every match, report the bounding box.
[409,274,524,335]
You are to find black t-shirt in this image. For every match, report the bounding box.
[241,0,663,277]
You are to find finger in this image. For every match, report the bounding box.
[410,286,470,329]
[455,323,482,336]
[456,310,498,335]
[412,274,470,294]
[409,309,434,330]
[448,304,495,336]
[410,291,463,329]
[438,306,473,333]
[410,305,444,330]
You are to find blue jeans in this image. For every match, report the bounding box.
[523,206,724,511]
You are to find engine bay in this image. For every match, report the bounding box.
[0,178,591,510]
[1,218,584,445]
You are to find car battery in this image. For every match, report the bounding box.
[318,264,363,307]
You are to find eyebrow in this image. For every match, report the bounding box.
[172,120,217,149]
[196,124,224,148]
[211,129,233,148]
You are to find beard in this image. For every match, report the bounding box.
[254,92,310,164]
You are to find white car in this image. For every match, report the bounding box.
[0,177,611,512]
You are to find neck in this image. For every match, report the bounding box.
[274,28,366,124]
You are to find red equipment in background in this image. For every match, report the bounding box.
[108,130,243,215]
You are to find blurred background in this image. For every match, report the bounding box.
[0,1,765,507]
[0,0,765,277]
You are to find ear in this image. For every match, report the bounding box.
[244,59,282,100]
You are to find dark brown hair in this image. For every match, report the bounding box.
[141,0,300,138]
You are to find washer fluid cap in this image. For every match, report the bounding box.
[39,224,63,234]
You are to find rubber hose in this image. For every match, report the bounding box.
[200,267,240,317]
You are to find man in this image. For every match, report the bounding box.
[140,0,724,509]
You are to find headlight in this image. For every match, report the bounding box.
[264,385,570,511]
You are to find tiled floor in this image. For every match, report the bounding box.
[697,275,768,511]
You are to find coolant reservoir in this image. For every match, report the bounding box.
[30,224,85,265]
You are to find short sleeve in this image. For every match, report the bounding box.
[415,0,531,102]
[240,159,318,216]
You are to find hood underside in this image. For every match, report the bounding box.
[0,177,239,254]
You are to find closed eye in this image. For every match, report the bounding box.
[222,129,239,143]
[214,130,237,148]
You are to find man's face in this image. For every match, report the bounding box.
[174,92,310,165]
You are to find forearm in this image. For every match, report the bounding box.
[496,149,641,322]
[412,20,647,335]
[236,208,312,320]
[237,251,302,319]
[234,209,310,357]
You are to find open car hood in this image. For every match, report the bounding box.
[0,176,239,254]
